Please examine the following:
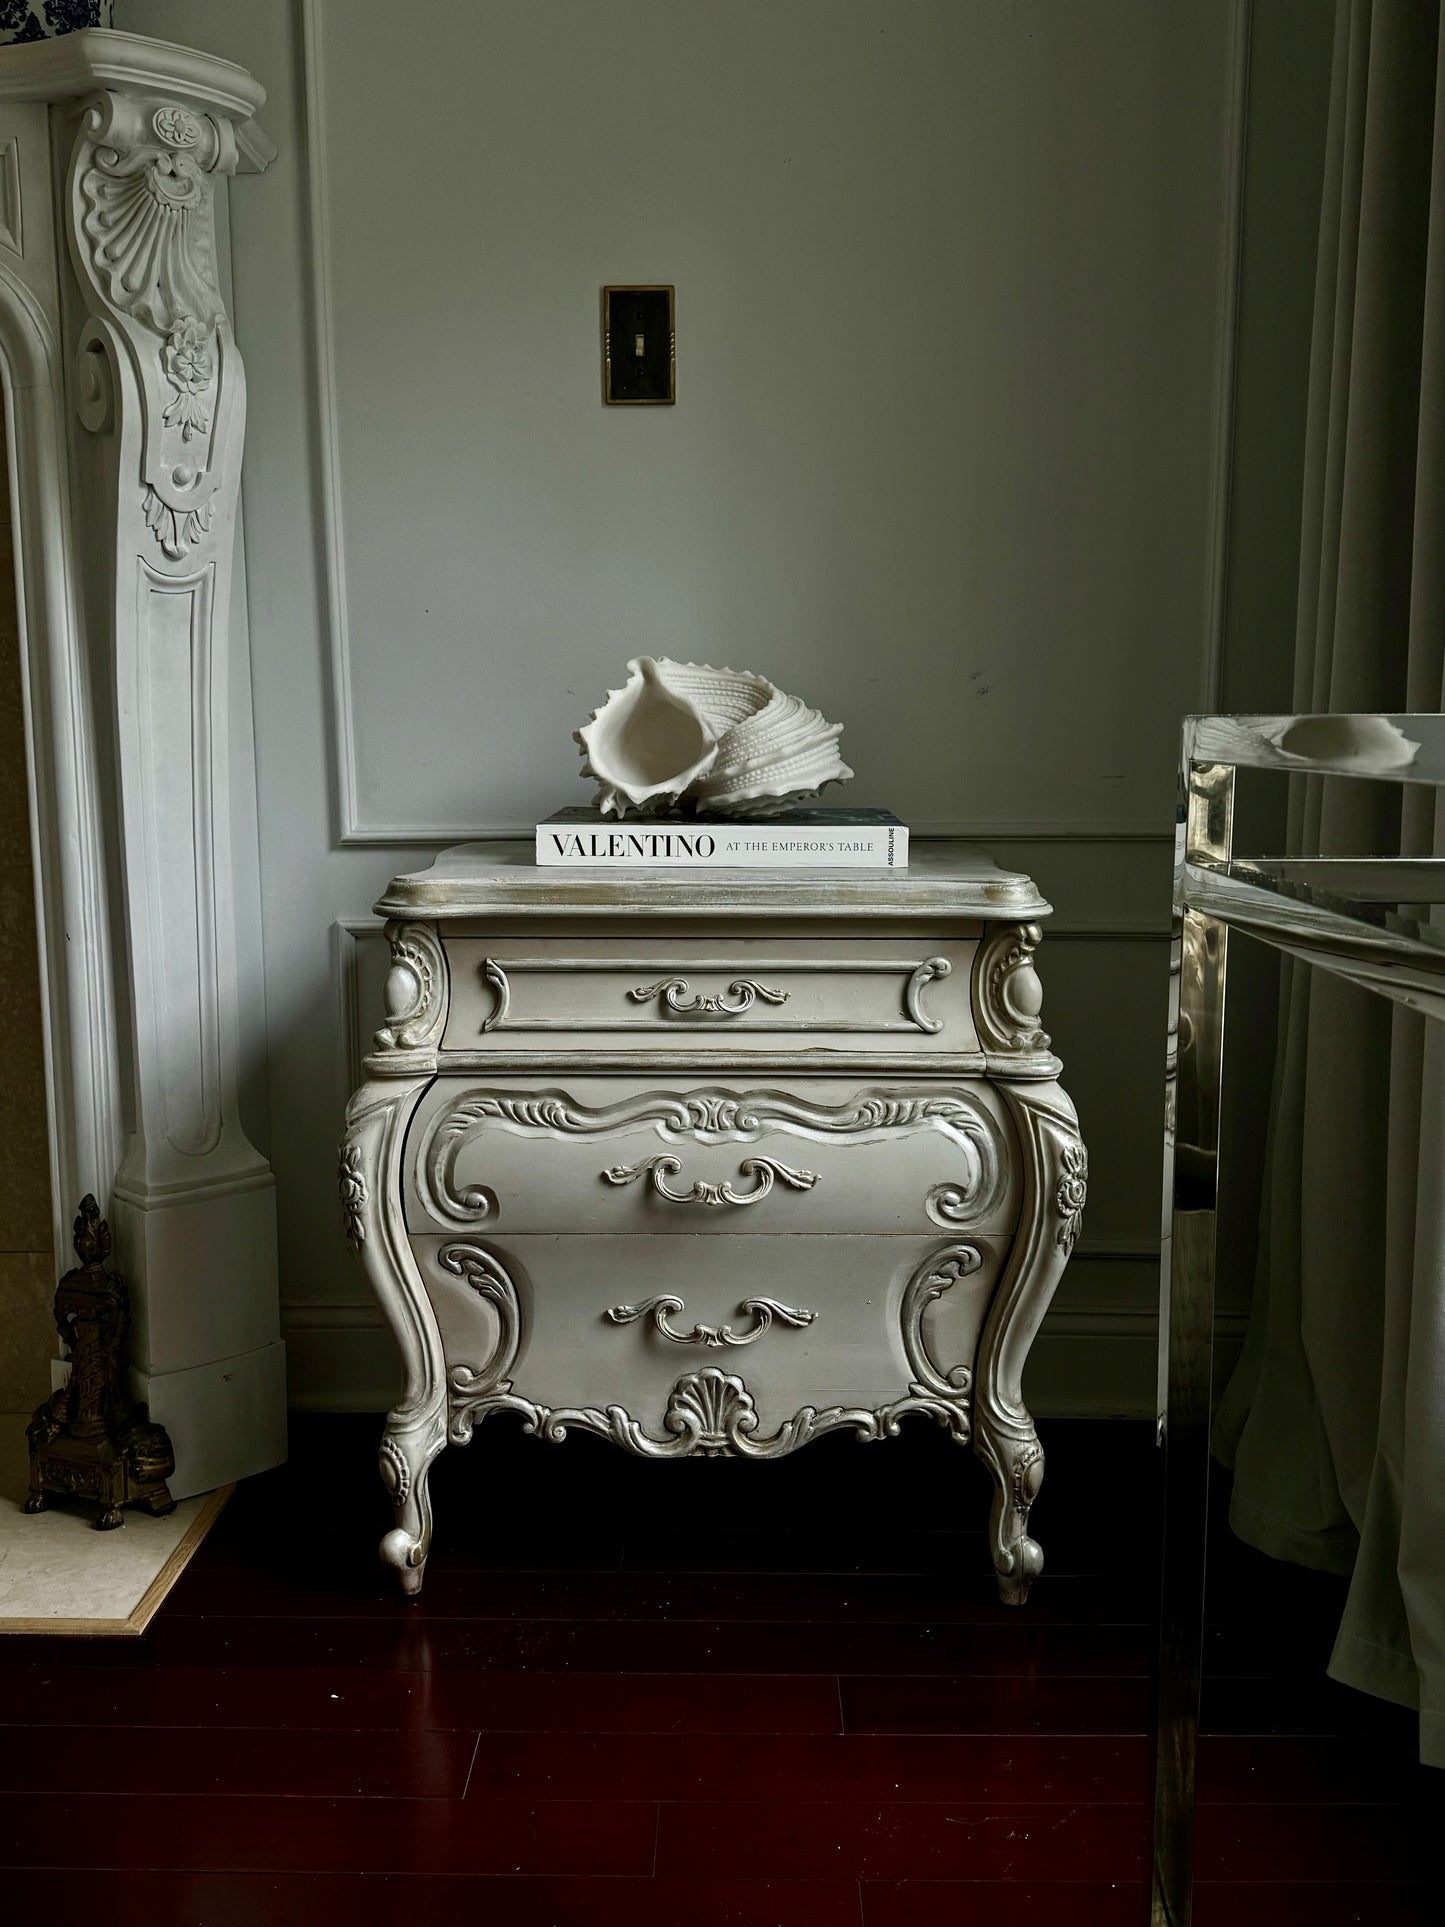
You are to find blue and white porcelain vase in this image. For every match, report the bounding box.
[0,2,114,46]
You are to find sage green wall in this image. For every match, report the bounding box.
[120,0,1290,1414]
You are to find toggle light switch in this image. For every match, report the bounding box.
[603,285,675,404]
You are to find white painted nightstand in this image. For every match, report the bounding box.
[340,841,1086,1602]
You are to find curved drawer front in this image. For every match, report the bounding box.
[405,1073,1020,1239]
[413,1230,1005,1443]
[440,935,978,1055]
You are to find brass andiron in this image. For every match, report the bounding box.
[25,1196,176,1530]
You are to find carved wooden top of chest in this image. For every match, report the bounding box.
[375,839,1051,922]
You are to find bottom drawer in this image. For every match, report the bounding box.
[412,1230,1004,1454]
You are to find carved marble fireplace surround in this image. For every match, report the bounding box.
[0,29,284,1494]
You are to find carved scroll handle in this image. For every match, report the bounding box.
[904,956,952,1034]
[628,976,790,1017]
[479,958,510,1033]
[602,1153,818,1207]
[606,1296,817,1347]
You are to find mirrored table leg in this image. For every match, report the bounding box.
[1150,758,1232,1925]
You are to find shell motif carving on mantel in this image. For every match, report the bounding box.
[77,101,227,338]
[576,656,854,818]
[70,91,243,562]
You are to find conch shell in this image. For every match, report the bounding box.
[576,657,853,818]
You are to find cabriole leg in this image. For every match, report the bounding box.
[978,1081,1086,1606]
[341,1075,449,1601]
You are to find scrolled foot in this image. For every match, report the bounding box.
[23,1490,47,1514]
[378,1422,440,1599]
[95,1504,124,1531]
[974,1424,1046,1607]
[380,1525,428,1597]
[995,1532,1045,1606]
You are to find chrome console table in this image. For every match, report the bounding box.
[1152,712,1445,1925]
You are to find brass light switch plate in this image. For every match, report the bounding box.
[603,285,675,404]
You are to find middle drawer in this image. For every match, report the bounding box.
[405,1072,1021,1239]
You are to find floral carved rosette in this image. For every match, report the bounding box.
[162,319,214,441]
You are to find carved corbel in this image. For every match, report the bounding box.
[66,89,242,561]
[973,922,1056,1065]
[372,921,449,1059]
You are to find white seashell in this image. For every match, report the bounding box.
[575,657,722,817]
[576,657,852,818]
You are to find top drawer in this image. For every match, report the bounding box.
[440,934,980,1056]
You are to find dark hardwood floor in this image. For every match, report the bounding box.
[0,1415,1438,1923]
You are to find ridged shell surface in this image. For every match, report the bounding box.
[576,657,852,817]
[693,685,852,816]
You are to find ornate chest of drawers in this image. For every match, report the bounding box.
[341,841,1085,1601]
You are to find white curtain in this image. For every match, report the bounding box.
[1213,0,1445,1767]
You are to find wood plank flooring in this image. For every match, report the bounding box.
[0,1415,1437,1923]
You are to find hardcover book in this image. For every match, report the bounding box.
[535,808,909,869]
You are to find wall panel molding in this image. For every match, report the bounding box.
[299,0,362,844]
[297,0,1231,850]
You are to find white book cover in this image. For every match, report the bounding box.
[535,808,909,868]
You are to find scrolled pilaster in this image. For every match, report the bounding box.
[54,47,268,1216]
[0,26,286,1497]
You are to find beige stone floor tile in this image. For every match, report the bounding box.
[0,1415,217,1629]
